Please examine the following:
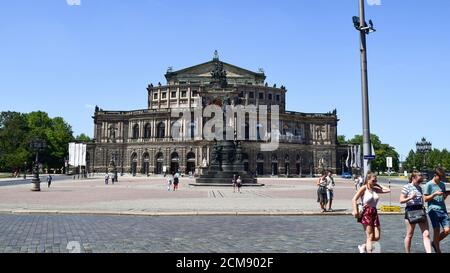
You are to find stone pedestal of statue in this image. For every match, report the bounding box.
[194,140,261,186]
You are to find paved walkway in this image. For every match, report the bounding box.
[0,175,438,215]
[1,214,447,253]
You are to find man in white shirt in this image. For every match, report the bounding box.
[104,173,109,185]
[326,170,335,211]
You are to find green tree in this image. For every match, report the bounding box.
[24,111,74,170]
[404,150,417,171]
[0,112,30,171]
[0,111,78,172]
[372,143,399,173]
[337,135,347,145]
[427,149,443,170]
[442,149,450,170]
[46,116,74,168]
[404,149,450,172]
[75,134,92,143]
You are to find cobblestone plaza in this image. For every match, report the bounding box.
[1,176,450,253]
[1,214,449,253]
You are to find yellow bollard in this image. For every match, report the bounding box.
[380,205,401,212]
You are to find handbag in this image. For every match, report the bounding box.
[406,208,427,224]
[356,204,364,222]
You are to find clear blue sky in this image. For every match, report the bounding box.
[0,0,449,159]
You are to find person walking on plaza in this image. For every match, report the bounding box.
[47,174,53,188]
[354,175,359,191]
[352,172,391,253]
[424,167,450,253]
[236,176,242,193]
[232,174,237,193]
[104,173,109,185]
[400,171,432,253]
[173,172,180,191]
[354,175,363,191]
[317,171,328,213]
[167,174,173,191]
[326,170,335,212]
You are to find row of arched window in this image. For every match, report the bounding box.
[131,122,166,139]
[127,122,304,141]
[129,151,197,174]
[257,153,304,162]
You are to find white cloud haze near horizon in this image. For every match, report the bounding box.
[66,0,81,6]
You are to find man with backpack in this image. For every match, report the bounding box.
[173,172,180,191]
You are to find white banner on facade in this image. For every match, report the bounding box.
[346,146,350,168]
[69,143,76,166]
[81,144,86,166]
[74,143,80,167]
[350,145,355,168]
[356,145,361,169]
[68,143,87,166]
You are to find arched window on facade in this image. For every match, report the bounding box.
[285,154,290,176]
[157,122,165,139]
[256,153,265,176]
[257,124,264,141]
[171,152,180,174]
[144,123,151,139]
[142,152,150,175]
[130,153,138,176]
[155,152,164,174]
[189,122,196,140]
[132,124,140,139]
[186,152,196,175]
[109,125,117,141]
[242,153,249,172]
[245,122,250,140]
[271,154,278,176]
[296,154,303,176]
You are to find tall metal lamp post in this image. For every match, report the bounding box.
[30,139,47,192]
[23,161,27,180]
[353,0,376,177]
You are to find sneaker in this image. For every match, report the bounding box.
[358,244,366,253]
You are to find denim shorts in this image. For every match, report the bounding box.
[428,209,450,229]
[327,190,334,201]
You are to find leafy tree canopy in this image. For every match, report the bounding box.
[0,111,88,172]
